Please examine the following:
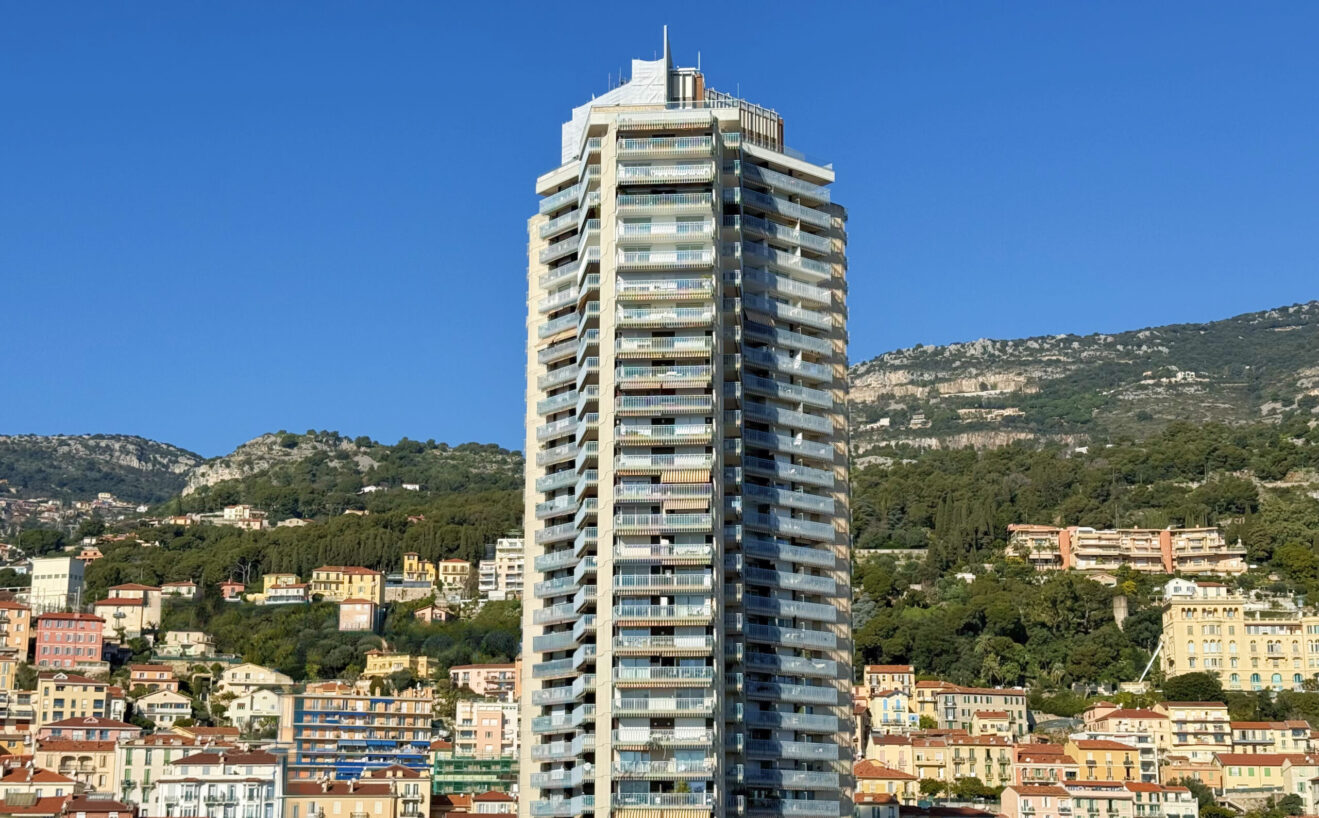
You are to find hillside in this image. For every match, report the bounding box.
[848,300,1319,457]
[0,434,202,503]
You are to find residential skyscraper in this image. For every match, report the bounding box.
[522,32,851,818]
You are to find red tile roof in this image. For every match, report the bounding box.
[286,781,392,796]
[41,716,137,730]
[1011,785,1070,797]
[473,791,516,802]
[1072,739,1137,750]
[855,760,918,780]
[109,583,160,591]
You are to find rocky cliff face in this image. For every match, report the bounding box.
[0,434,203,503]
[182,432,379,494]
[847,301,1319,454]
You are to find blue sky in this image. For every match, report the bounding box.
[3,3,1317,457]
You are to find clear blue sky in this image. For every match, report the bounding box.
[4,3,1317,457]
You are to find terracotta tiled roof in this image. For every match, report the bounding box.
[1072,739,1136,750]
[473,791,516,802]
[855,760,918,780]
[41,716,137,729]
[1011,785,1070,796]
[286,781,392,796]
[173,750,278,766]
[109,583,160,591]
[1098,709,1167,720]
[865,665,914,673]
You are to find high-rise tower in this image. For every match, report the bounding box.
[521,31,851,818]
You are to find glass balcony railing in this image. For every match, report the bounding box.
[743,163,831,203]
[742,429,833,461]
[614,572,713,590]
[744,455,834,488]
[537,313,578,339]
[539,209,581,239]
[745,623,837,649]
[745,708,838,733]
[744,570,835,603]
[536,390,578,417]
[534,522,576,546]
[746,798,841,817]
[616,364,713,386]
[743,512,836,543]
[615,424,714,445]
[744,320,832,356]
[537,337,577,365]
[744,537,836,569]
[746,594,837,622]
[728,186,832,230]
[534,496,576,519]
[532,630,577,654]
[536,470,577,494]
[742,266,832,307]
[744,768,840,790]
[744,374,833,410]
[535,443,576,468]
[617,220,715,239]
[534,548,578,573]
[746,680,838,706]
[536,416,578,442]
[743,293,832,331]
[734,213,833,253]
[533,576,578,599]
[744,401,833,435]
[531,658,575,679]
[746,740,840,762]
[531,602,577,626]
[538,183,582,215]
[529,795,594,817]
[742,345,832,383]
[742,483,835,514]
[743,243,833,280]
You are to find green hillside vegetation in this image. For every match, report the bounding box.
[852,410,1319,689]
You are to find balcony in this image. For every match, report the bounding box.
[617,162,716,185]
[741,266,832,308]
[614,634,714,654]
[615,665,715,685]
[537,313,578,340]
[742,343,832,381]
[614,572,713,592]
[613,758,715,778]
[745,650,839,678]
[535,522,577,546]
[617,248,716,270]
[614,513,714,534]
[615,453,715,472]
[745,709,839,733]
[744,512,836,543]
[734,213,834,254]
[745,537,835,569]
[533,576,578,599]
[616,394,714,415]
[747,680,838,706]
[539,182,582,215]
[744,456,834,488]
[611,793,715,810]
[742,483,835,515]
[613,728,714,746]
[743,293,832,331]
[532,602,578,626]
[744,320,832,357]
[613,603,712,623]
[728,186,832,230]
[529,795,595,817]
[616,335,712,358]
[742,429,833,461]
[617,220,716,241]
[746,799,840,817]
[616,364,713,388]
[617,305,715,328]
[617,135,714,157]
[746,623,837,649]
[533,630,578,654]
[616,276,714,299]
[744,768,840,790]
[536,443,576,468]
[746,739,840,761]
[744,374,834,410]
[615,543,713,563]
[536,389,578,416]
[743,163,831,203]
[744,401,833,435]
[617,191,714,212]
[539,209,583,240]
[532,658,576,680]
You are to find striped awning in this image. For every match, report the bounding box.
[661,470,709,483]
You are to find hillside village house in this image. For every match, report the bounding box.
[160,579,197,599]
[450,662,520,701]
[128,664,178,693]
[1008,525,1247,575]
[863,665,915,697]
[916,681,1030,736]
[34,736,117,791]
[34,612,104,670]
[310,566,385,604]
[149,749,282,818]
[137,689,193,728]
[0,600,32,655]
[36,672,109,725]
[227,687,283,729]
[362,651,434,680]
[854,759,918,803]
[1014,745,1080,785]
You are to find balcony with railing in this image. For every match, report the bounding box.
[742,163,831,203]
[745,709,839,733]
[612,728,714,746]
[614,665,715,686]
[613,603,712,623]
[616,276,714,299]
[613,634,714,654]
[613,758,716,778]
[741,266,832,307]
[612,793,715,811]
[743,512,836,543]
[617,248,716,270]
[616,394,715,415]
[613,695,717,716]
[727,187,832,230]
[744,456,834,488]
[746,623,837,649]
[746,739,840,761]
[743,483,835,514]
[617,191,714,212]
[615,543,713,562]
[614,572,713,592]
[746,798,841,817]
[617,220,716,240]
[745,537,835,569]
[744,320,833,356]
[616,335,712,358]
[732,213,834,253]
[617,305,715,327]
[537,312,579,340]
[744,401,833,435]
[616,364,713,388]
[618,162,716,184]
[615,452,715,472]
[746,594,836,622]
[746,680,838,706]
[617,135,714,157]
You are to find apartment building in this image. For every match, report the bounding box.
[1155,702,1232,761]
[309,566,384,604]
[27,557,84,613]
[284,766,430,818]
[1229,720,1312,753]
[34,612,104,670]
[432,740,519,795]
[521,31,851,818]
[455,699,519,759]
[114,732,235,807]
[128,664,178,693]
[1161,581,1319,691]
[1008,525,1246,575]
[451,662,520,702]
[863,665,914,698]
[852,760,917,804]
[36,671,109,725]
[149,749,282,817]
[916,681,1030,736]
[0,601,32,656]
[278,681,433,780]
[1069,731,1159,783]
[866,733,1015,788]
[867,689,919,735]
[1064,738,1141,783]
[362,651,434,680]
[216,662,293,697]
[1014,745,1080,785]
[479,538,526,601]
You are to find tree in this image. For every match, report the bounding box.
[1162,672,1224,703]
[918,715,937,729]
[919,779,944,800]
[14,663,37,691]
[1174,777,1217,811]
